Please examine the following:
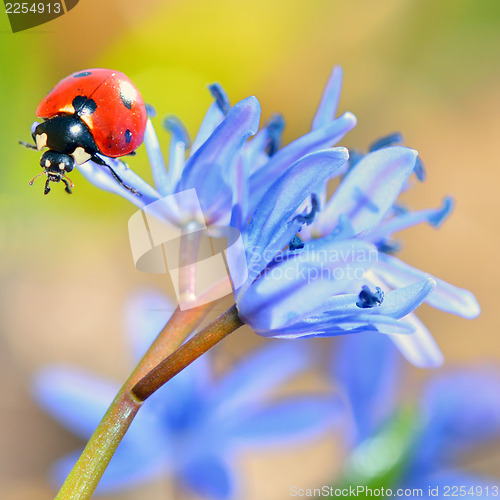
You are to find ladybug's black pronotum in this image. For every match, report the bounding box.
[22,69,147,195]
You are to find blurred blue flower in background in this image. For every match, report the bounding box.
[332,334,500,494]
[33,291,342,499]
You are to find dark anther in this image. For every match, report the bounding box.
[428,196,454,228]
[208,83,231,115]
[288,235,304,251]
[293,193,320,226]
[163,116,191,148]
[368,132,404,152]
[356,285,384,309]
[145,104,157,118]
[375,239,401,254]
[265,114,285,156]
[414,156,426,182]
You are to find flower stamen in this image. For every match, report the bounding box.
[356,285,384,309]
[293,193,320,225]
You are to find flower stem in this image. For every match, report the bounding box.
[132,304,243,401]
[54,392,140,499]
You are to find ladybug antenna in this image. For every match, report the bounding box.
[29,171,46,186]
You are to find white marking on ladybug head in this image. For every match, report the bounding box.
[72,147,91,165]
[36,133,48,151]
[45,159,51,168]
[59,162,65,170]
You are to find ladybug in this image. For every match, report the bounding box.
[22,69,147,195]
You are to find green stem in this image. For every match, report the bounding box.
[54,392,140,499]
[132,304,243,401]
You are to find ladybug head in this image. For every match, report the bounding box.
[30,150,75,195]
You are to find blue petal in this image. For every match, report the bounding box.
[315,147,418,236]
[312,66,343,129]
[387,313,444,368]
[163,115,190,194]
[225,397,343,447]
[33,366,169,446]
[229,155,250,234]
[288,279,434,323]
[238,240,377,331]
[179,96,260,190]
[249,112,356,207]
[77,158,160,208]
[190,83,230,154]
[124,290,177,363]
[374,253,481,319]
[262,314,414,339]
[375,278,436,319]
[32,366,118,440]
[177,96,261,222]
[143,118,170,197]
[331,333,401,443]
[179,453,235,500]
[243,148,350,286]
[208,341,311,417]
[366,197,454,243]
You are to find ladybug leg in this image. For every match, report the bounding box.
[107,165,141,196]
[61,177,73,194]
[91,155,141,196]
[19,140,38,150]
[44,178,51,195]
[124,151,137,156]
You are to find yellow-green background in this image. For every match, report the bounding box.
[1,0,499,498]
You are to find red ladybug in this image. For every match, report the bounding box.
[23,69,147,195]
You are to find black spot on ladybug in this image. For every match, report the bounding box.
[120,91,133,109]
[125,129,132,144]
[72,96,97,116]
[73,71,92,78]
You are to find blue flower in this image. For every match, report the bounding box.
[73,71,355,228]
[331,334,500,492]
[33,291,342,499]
[229,68,479,368]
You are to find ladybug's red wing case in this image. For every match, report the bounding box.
[36,69,147,157]
[36,69,113,119]
[82,71,147,157]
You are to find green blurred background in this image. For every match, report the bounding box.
[1,0,499,498]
